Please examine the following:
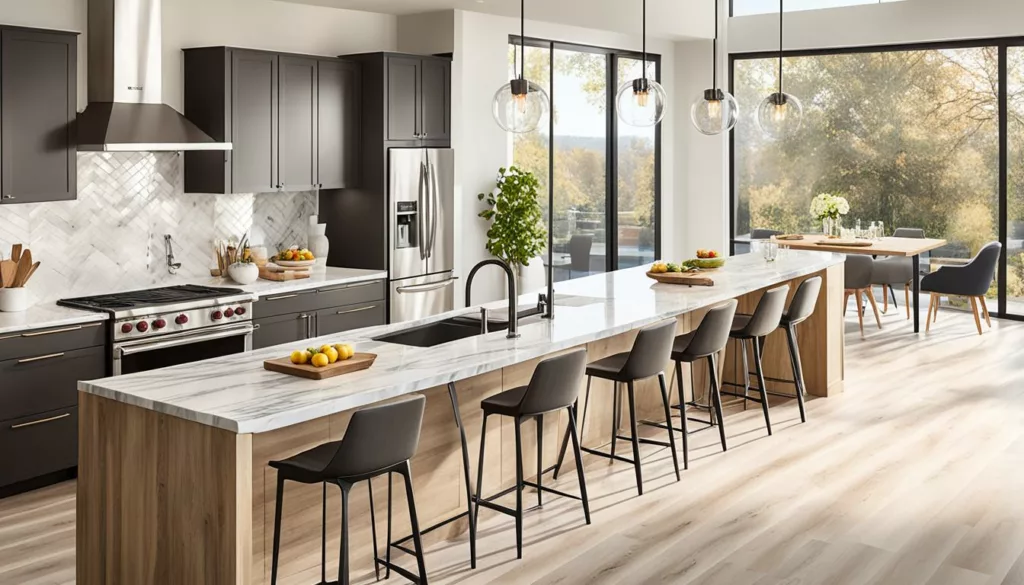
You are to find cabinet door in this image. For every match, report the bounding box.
[231,50,278,193]
[253,312,313,350]
[420,59,450,143]
[316,302,386,336]
[0,29,76,204]
[278,56,317,191]
[386,57,422,141]
[0,406,78,487]
[0,346,105,421]
[317,60,361,189]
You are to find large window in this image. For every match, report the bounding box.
[510,39,661,282]
[731,41,1024,318]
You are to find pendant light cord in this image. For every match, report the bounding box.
[642,0,647,82]
[712,0,718,91]
[778,0,784,94]
[521,0,526,80]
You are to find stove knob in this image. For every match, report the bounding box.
[136,321,149,332]
[121,323,133,334]
[175,314,189,325]
[235,307,246,315]
[224,308,235,318]
[153,318,167,329]
[211,310,223,320]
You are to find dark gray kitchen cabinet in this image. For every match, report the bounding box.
[315,301,385,337]
[317,60,360,189]
[252,280,386,349]
[382,55,451,144]
[0,27,77,204]
[279,55,317,191]
[184,47,362,194]
[419,59,451,143]
[253,311,313,350]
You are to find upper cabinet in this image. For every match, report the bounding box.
[0,27,78,205]
[419,58,451,144]
[183,47,361,194]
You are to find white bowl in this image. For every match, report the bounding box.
[227,262,259,285]
[0,288,30,312]
[275,259,316,268]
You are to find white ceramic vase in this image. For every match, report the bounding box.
[227,262,259,285]
[0,288,29,312]
[309,224,329,270]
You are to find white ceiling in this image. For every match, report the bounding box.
[275,0,712,40]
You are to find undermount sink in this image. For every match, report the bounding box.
[373,317,506,348]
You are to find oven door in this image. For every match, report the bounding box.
[113,322,254,376]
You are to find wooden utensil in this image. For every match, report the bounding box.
[12,250,31,287]
[11,244,21,263]
[0,260,16,288]
[22,262,40,286]
[264,353,377,380]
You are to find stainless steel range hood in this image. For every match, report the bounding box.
[77,0,231,152]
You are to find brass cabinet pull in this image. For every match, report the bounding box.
[17,352,65,364]
[336,305,376,315]
[265,293,299,301]
[21,325,84,337]
[12,412,71,429]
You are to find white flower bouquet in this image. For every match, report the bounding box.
[809,193,850,221]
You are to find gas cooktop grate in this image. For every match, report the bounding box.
[58,285,245,311]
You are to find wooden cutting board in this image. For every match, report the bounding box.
[646,271,715,287]
[264,352,377,380]
[259,267,311,281]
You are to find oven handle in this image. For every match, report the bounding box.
[115,323,254,357]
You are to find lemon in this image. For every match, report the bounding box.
[323,346,339,363]
[311,353,330,368]
[290,350,305,365]
[335,343,354,360]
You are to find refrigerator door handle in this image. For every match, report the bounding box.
[429,160,440,259]
[396,277,457,294]
[417,162,427,261]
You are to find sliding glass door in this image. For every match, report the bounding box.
[510,38,661,282]
[1007,46,1024,315]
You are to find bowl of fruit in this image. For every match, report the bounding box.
[688,249,725,269]
[264,342,376,380]
[273,247,316,267]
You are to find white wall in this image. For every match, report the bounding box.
[450,9,679,304]
[396,11,454,55]
[0,0,397,112]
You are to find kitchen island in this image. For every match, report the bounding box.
[76,251,844,584]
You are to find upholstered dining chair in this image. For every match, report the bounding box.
[845,255,882,337]
[871,227,925,319]
[921,242,1001,335]
[750,229,783,240]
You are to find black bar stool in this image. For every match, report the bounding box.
[553,319,681,496]
[761,276,821,423]
[472,349,591,559]
[668,299,739,460]
[269,395,428,585]
[720,285,790,441]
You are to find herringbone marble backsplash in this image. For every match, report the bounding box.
[0,152,317,303]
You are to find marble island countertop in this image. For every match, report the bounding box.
[0,267,387,336]
[78,251,844,434]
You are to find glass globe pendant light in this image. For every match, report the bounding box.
[690,0,739,135]
[757,0,802,139]
[492,0,549,133]
[616,0,666,128]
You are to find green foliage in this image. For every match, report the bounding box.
[477,167,547,268]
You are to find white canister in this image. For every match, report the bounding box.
[308,224,330,270]
[227,262,259,285]
[0,287,30,312]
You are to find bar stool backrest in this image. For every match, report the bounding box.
[737,285,790,339]
[787,276,822,326]
[325,395,426,479]
[621,319,678,381]
[684,299,739,359]
[518,348,588,416]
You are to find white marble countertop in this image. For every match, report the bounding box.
[0,267,387,336]
[79,251,843,434]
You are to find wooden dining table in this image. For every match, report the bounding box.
[775,235,948,333]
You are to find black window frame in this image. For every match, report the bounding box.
[728,37,1024,320]
[510,35,663,273]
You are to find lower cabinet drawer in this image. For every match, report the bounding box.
[316,301,386,336]
[0,346,105,421]
[0,406,78,487]
[253,312,314,350]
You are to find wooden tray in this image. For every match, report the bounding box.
[814,239,874,248]
[646,271,714,287]
[259,267,311,281]
[775,234,804,241]
[264,352,377,380]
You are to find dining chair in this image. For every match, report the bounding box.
[845,255,882,337]
[871,227,925,319]
[921,242,1001,335]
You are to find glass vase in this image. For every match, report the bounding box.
[822,217,841,238]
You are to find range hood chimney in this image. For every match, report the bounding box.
[77,0,231,151]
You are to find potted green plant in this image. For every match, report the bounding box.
[477,166,547,285]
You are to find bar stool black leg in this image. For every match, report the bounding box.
[322,482,328,584]
[752,337,773,435]
[514,417,524,559]
[385,473,393,580]
[673,362,690,470]
[367,479,379,581]
[626,381,644,495]
[657,373,681,480]
[472,413,488,539]
[610,382,620,459]
[446,382,476,568]
[709,355,728,451]
[785,325,807,423]
[566,404,591,524]
[400,462,429,585]
[271,475,284,585]
[338,481,351,585]
[536,414,544,507]
[740,339,751,410]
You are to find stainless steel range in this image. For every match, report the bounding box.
[58,285,256,375]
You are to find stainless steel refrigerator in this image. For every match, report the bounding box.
[389,148,456,323]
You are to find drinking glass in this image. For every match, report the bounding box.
[762,239,779,262]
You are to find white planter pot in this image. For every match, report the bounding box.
[0,288,29,312]
[227,262,259,285]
